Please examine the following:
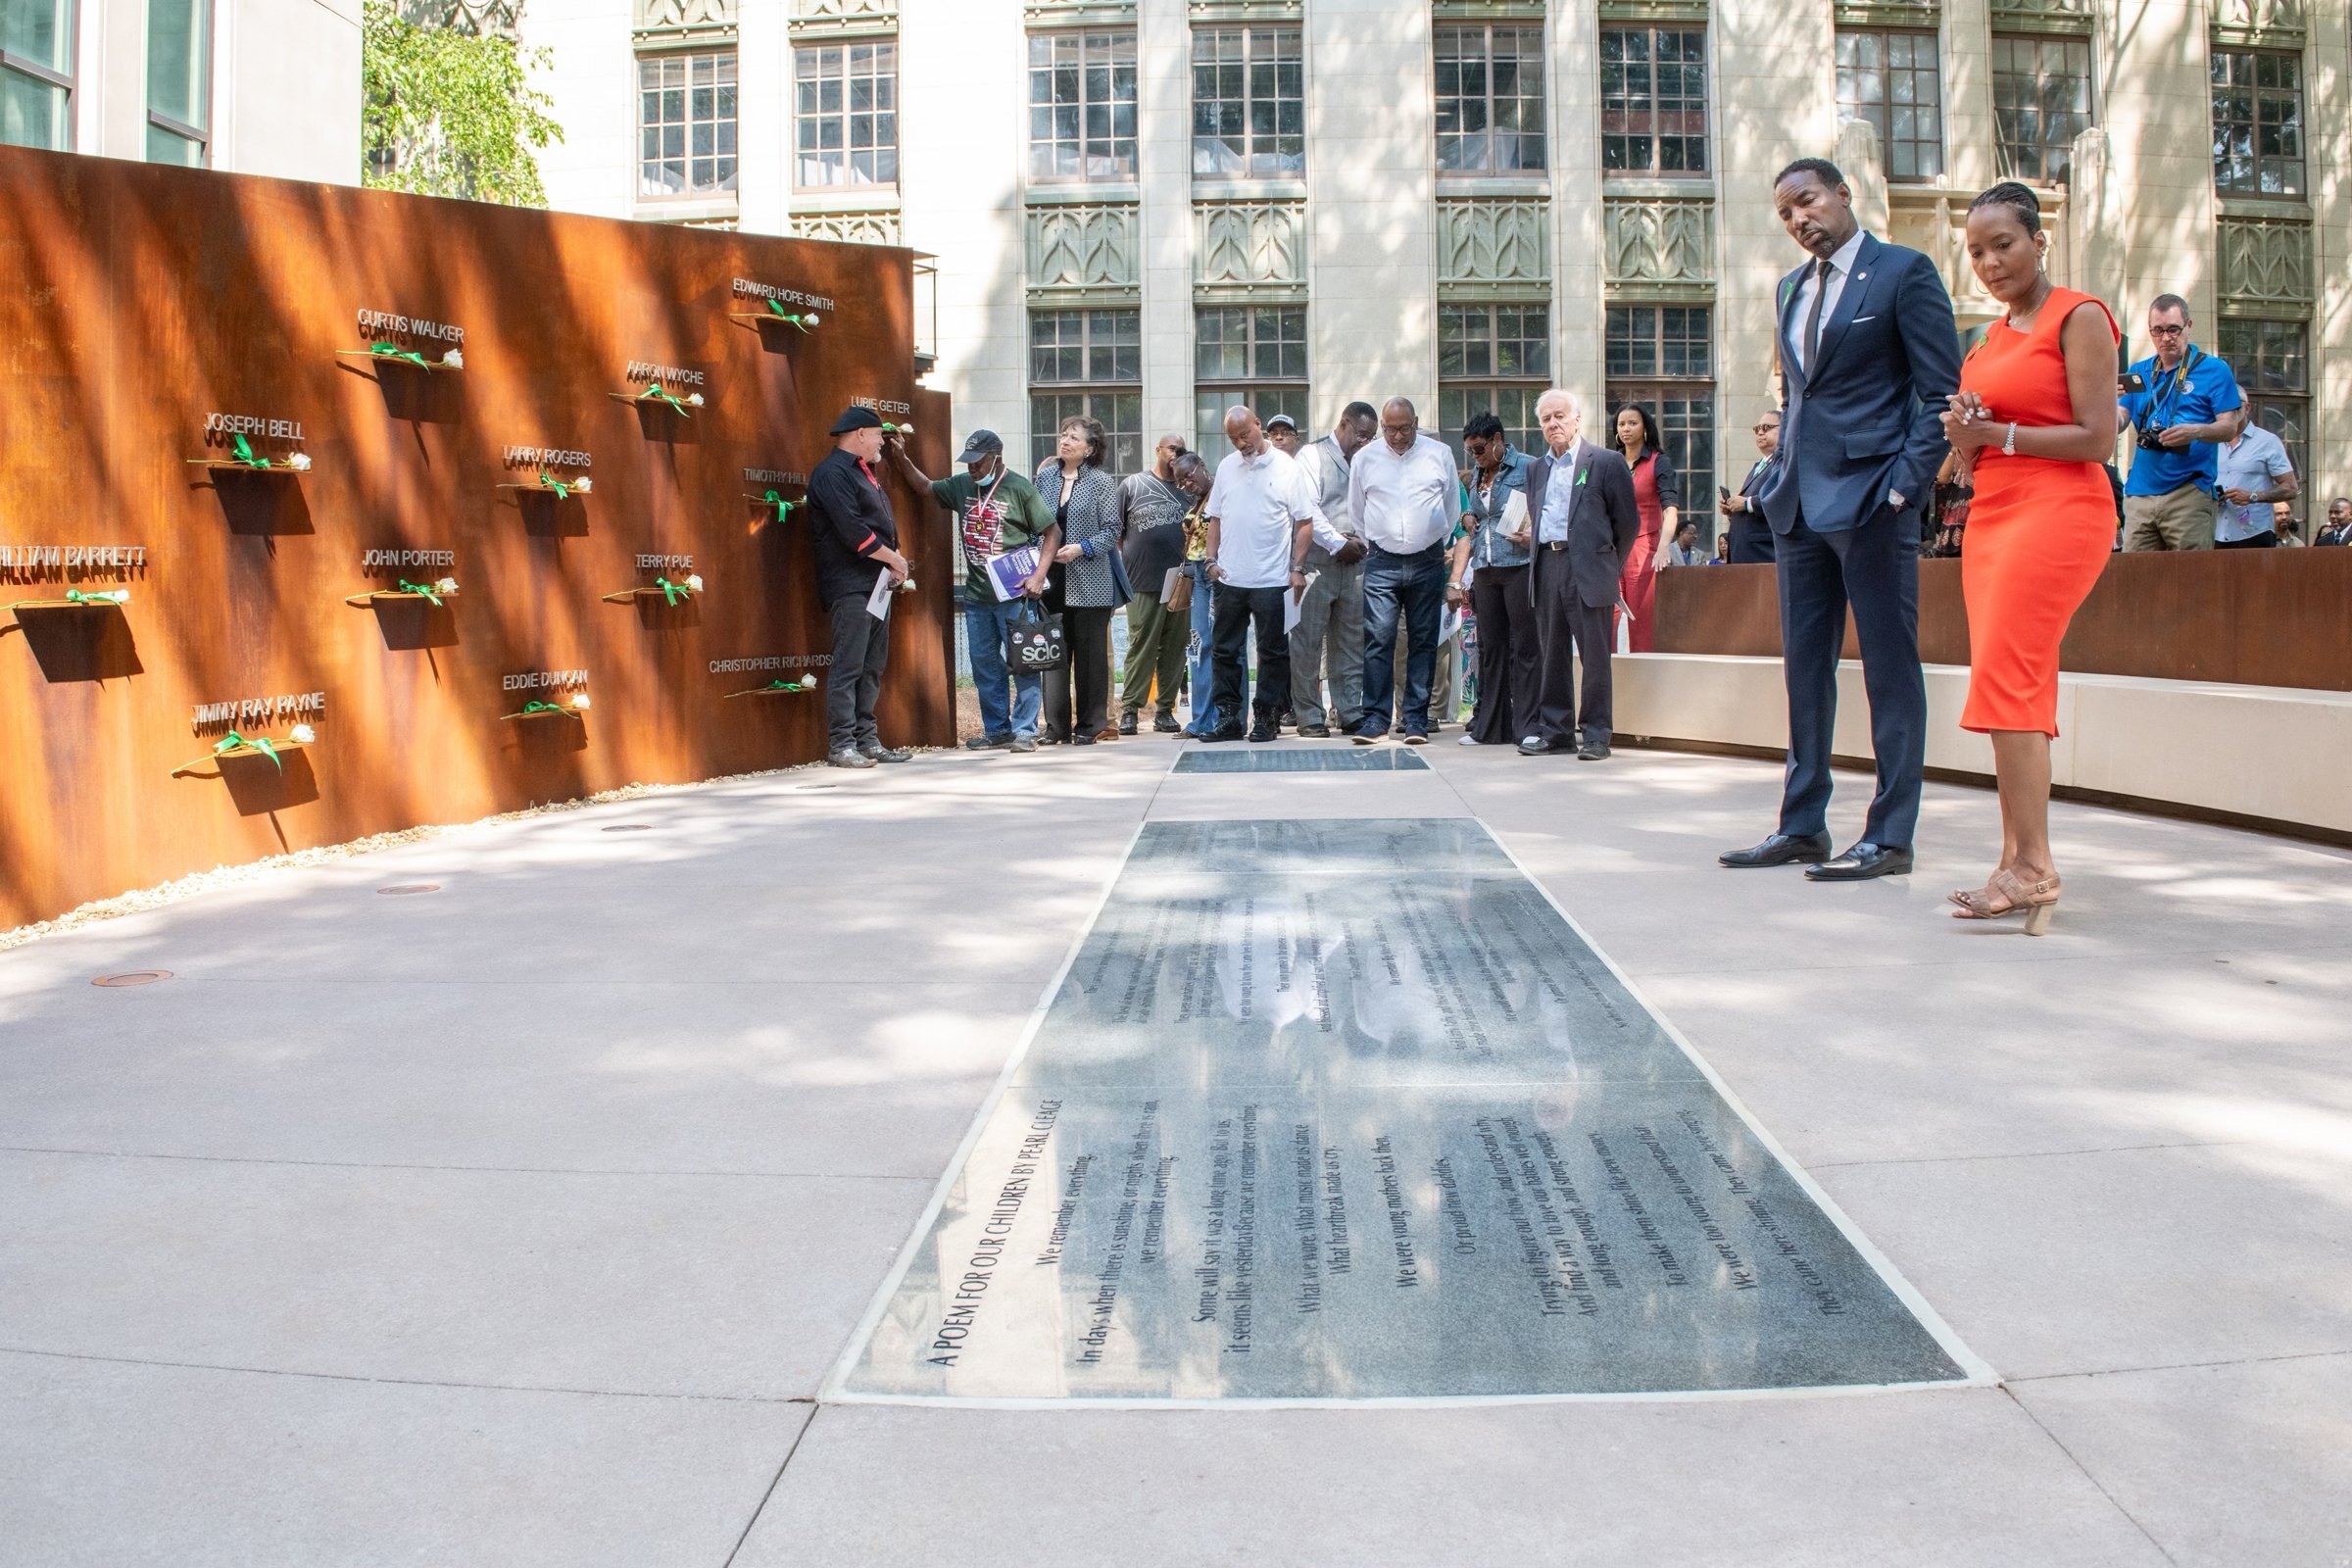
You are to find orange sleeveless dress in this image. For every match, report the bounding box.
[1956,286,2120,736]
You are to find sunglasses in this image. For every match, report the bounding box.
[1751,423,1779,433]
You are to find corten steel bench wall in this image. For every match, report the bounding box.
[1655,552,2352,690]
[0,148,955,928]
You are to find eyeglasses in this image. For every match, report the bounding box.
[1751,423,1779,433]
[2147,324,2185,336]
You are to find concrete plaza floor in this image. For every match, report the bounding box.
[3,736,2348,1566]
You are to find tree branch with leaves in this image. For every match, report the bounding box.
[362,1,564,206]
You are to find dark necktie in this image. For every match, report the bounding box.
[1803,256,1834,370]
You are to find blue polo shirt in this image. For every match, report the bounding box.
[2120,345,2242,498]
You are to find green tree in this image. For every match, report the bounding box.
[361,1,563,206]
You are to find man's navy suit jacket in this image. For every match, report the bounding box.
[1759,232,1960,536]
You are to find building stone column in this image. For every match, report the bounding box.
[1306,0,1436,419]
[2102,0,2219,331]
[1138,0,1196,446]
[898,0,1028,450]
[1942,0,1999,193]
[1551,1,1602,411]
[2310,0,2349,511]
[1714,0,1837,437]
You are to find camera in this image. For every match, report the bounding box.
[2135,426,2172,453]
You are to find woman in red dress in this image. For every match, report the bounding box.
[1610,404,1680,652]
[1940,182,2121,934]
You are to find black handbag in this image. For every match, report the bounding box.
[1009,600,1066,673]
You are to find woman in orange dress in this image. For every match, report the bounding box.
[1939,182,2121,934]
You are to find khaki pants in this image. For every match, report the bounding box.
[2124,483,2214,551]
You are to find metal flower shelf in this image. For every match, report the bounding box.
[337,343,463,371]
[344,578,458,609]
[730,300,821,333]
[497,471,591,500]
[188,435,311,473]
[601,575,701,607]
[723,675,819,699]
[171,725,314,779]
[502,695,590,722]
[6,588,128,616]
[608,384,703,416]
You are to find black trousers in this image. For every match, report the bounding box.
[1469,564,1541,745]
[1045,605,1114,740]
[1531,557,1613,748]
[1775,505,1925,848]
[1729,514,1778,564]
[1209,583,1291,730]
[825,590,892,753]
[2215,530,2278,550]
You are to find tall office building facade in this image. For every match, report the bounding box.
[523,0,2347,514]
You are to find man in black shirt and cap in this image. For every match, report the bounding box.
[807,405,914,767]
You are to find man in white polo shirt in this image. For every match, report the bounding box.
[1202,404,1340,742]
[1348,397,1461,745]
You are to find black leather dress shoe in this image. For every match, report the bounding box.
[1516,736,1561,757]
[1200,724,1246,744]
[1805,842,1914,881]
[1718,831,1834,868]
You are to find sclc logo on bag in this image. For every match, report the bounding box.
[1010,602,1066,672]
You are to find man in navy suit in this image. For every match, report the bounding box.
[1721,158,1960,881]
[1518,389,1641,760]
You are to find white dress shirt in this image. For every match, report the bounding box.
[1204,444,1329,589]
[1785,226,1867,375]
[1536,440,1583,544]
[1348,433,1460,554]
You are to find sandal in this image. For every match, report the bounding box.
[1950,867,2061,935]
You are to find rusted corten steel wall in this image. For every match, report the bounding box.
[0,148,955,929]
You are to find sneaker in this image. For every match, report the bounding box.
[1456,733,1480,746]
[1010,735,1039,753]
[1152,713,1182,734]
[1071,733,1097,746]
[1401,729,1430,746]
[965,734,1012,751]
[860,744,912,763]
[1351,724,1389,746]
[1248,719,1279,743]
[1118,712,1139,736]
[1295,723,1331,738]
[828,749,877,769]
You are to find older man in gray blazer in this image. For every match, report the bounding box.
[1519,389,1641,760]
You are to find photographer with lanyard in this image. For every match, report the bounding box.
[2117,294,2243,552]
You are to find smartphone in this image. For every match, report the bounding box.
[2118,371,2147,393]
[1718,486,1732,502]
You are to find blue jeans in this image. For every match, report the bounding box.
[1359,543,1446,734]
[963,597,1044,739]
[1183,561,1227,735]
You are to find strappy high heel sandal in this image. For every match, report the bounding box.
[1950,867,2061,935]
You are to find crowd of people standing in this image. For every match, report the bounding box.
[800,152,2337,938]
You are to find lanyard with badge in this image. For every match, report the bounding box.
[2135,346,2204,447]
[961,468,1007,564]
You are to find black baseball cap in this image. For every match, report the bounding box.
[829,405,884,435]
[1264,413,1298,432]
[956,429,1005,464]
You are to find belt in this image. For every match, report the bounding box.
[1544,540,1571,552]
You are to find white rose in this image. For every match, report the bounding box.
[805,313,820,327]
[289,452,313,471]
[574,476,593,494]
[687,392,706,407]
[569,692,592,710]
[289,723,317,745]
[443,349,464,369]
[434,577,459,596]
[686,574,703,593]
[104,589,129,605]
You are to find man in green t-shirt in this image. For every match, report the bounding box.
[885,427,1059,751]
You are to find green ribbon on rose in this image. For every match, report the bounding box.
[640,382,691,416]
[724,677,814,699]
[214,730,282,770]
[396,579,443,606]
[231,433,271,469]
[656,576,693,607]
[64,589,128,607]
[764,299,816,332]
[516,700,580,719]
[763,489,795,520]
[370,341,431,368]
[539,470,570,500]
